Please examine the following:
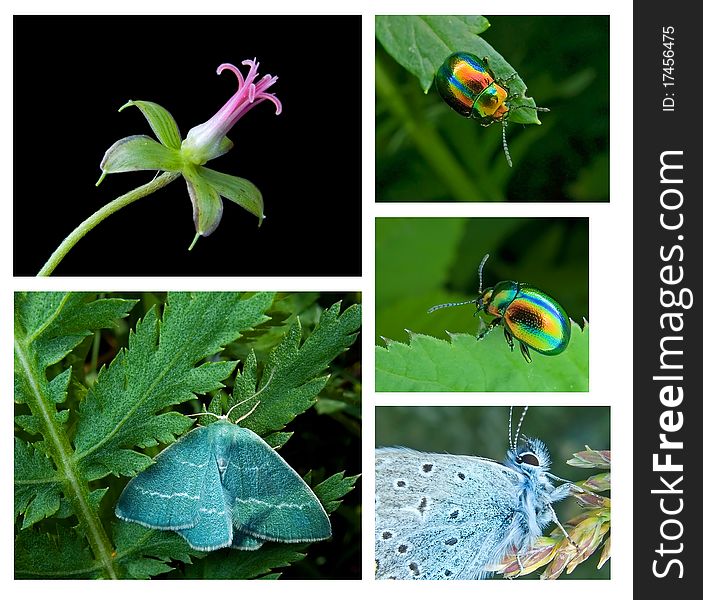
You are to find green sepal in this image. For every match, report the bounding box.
[119,100,182,150]
[98,135,183,184]
[181,135,234,165]
[198,166,264,226]
[182,164,223,239]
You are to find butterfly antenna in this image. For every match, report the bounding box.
[508,406,515,451]
[514,406,529,450]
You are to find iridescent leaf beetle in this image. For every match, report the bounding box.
[428,254,571,363]
[435,52,549,167]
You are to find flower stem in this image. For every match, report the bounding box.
[37,171,182,276]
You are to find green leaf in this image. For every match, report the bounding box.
[228,302,362,435]
[315,472,359,514]
[375,321,588,392]
[182,165,223,237]
[14,293,138,524]
[198,165,264,225]
[74,292,275,480]
[375,15,541,124]
[181,546,308,579]
[113,521,203,579]
[376,15,489,90]
[14,438,62,527]
[98,135,183,180]
[15,525,99,579]
[119,100,182,150]
[14,292,138,376]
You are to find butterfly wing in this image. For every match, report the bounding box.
[115,426,215,531]
[375,448,525,580]
[218,423,332,543]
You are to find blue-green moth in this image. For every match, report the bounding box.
[115,416,332,551]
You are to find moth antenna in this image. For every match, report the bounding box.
[427,300,474,313]
[477,253,490,294]
[225,367,277,420]
[188,407,218,419]
[501,122,513,168]
[514,406,529,450]
[234,399,261,424]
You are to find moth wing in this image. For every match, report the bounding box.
[175,450,234,551]
[222,425,332,543]
[231,529,265,551]
[115,426,213,530]
[375,448,522,580]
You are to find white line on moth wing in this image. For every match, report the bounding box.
[234,497,307,510]
[176,459,209,468]
[134,486,201,500]
[199,507,228,515]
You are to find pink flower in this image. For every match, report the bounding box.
[181,58,282,165]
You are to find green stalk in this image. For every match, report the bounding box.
[376,58,486,201]
[14,324,119,579]
[38,171,181,276]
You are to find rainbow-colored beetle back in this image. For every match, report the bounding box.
[434,52,549,167]
[435,52,509,121]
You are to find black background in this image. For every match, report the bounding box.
[634,6,701,595]
[14,15,361,276]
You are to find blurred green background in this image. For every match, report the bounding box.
[375,217,588,344]
[376,405,610,579]
[376,15,609,201]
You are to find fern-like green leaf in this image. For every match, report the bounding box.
[113,521,203,579]
[74,292,274,480]
[15,525,99,579]
[315,472,360,514]
[376,321,588,392]
[229,302,361,434]
[14,438,62,527]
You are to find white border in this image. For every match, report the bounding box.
[4,1,633,597]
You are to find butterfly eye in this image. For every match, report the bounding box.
[518,452,540,466]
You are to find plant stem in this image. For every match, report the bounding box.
[37,171,182,276]
[14,317,120,579]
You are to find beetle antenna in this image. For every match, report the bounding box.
[510,103,550,113]
[501,122,513,168]
[427,253,490,314]
[477,253,490,294]
[427,300,474,313]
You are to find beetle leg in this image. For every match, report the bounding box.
[519,341,533,363]
[482,55,518,86]
[476,318,501,340]
[497,72,519,86]
[503,327,515,352]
